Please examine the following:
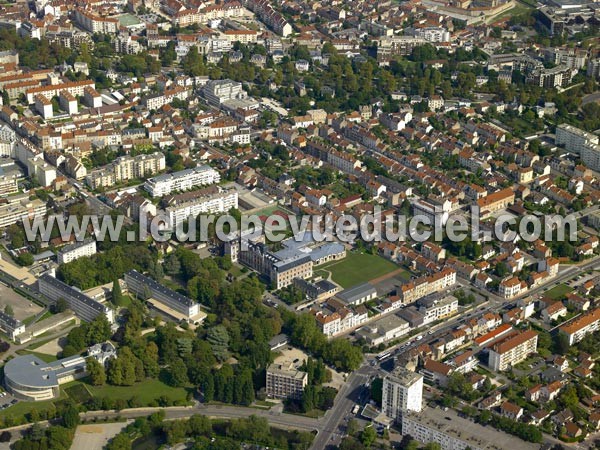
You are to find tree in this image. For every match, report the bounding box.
[111,279,124,306]
[54,298,68,313]
[207,325,230,362]
[360,425,377,448]
[4,305,13,317]
[106,432,132,450]
[16,252,33,266]
[164,357,189,387]
[86,356,106,385]
[63,405,80,428]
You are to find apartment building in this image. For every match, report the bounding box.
[144,86,190,110]
[488,329,538,371]
[144,165,220,197]
[86,152,166,189]
[57,238,97,265]
[164,189,238,228]
[401,407,539,450]
[38,274,114,324]
[243,0,292,36]
[559,308,600,346]
[73,9,119,34]
[477,187,515,219]
[0,197,46,228]
[223,30,258,44]
[499,276,527,299]
[556,123,598,153]
[266,362,308,400]
[202,79,247,107]
[0,310,25,340]
[382,367,423,420]
[417,294,459,325]
[400,268,456,304]
[26,80,95,104]
[125,270,201,320]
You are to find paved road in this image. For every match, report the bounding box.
[81,405,320,432]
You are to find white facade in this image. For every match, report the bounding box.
[144,165,220,197]
[58,239,97,265]
[382,367,423,420]
[165,191,238,228]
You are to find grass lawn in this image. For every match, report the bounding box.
[545,284,573,300]
[65,383,93,403]
[87,378,189,404]
[317,252,400,288]
[0,397,61,423]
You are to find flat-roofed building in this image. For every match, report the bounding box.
[266,362,308,400]
[401,406,540,450]
[488,329,538,371]
[4,343,115,401]
[38,274,114,324]
[125,270,201,321]
[383,367,423,420]
[143,165,220,197]
[337,283,377,306]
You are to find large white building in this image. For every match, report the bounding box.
[202,79,247,106]
[488,329,538,371]
[86,152,165,190]
[382,367,423,420]
[0,196,46,228]
[144,165,220,197]
[401,407,540,450]
[164,189,238,228]
[559,308,600,345]
[266,362,308,400]
[555,123,598,154]
[124,270,202,322]
[57,238,97,265]
[38,274,114,324]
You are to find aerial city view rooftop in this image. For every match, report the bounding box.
[0,0,597,448]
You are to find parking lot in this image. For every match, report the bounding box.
[0,283,43,321]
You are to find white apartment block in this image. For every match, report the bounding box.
[488,330,538,371]
[144,86,190,110]
[401,268,456,304]
[26,80,95,104]
[144,165,220,197]
[202,79,247,106]
[86,152,165,189]
[164,190,238,228]
[73,9,118,34]
[559,308,600,345]
[383,367,423,420]
[418,295,458,325]
[0,197,46,228]
[555,123,598,154]
[57,239,97,265]
[581,142,600,172]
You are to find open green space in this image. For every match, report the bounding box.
[86,378,190,404]
[544,283,573,300]
[65,383,93,403]
[317,252,400,288]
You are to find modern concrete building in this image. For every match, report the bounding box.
[266,362,308,400]
[38,274,114,324]
[57,238,97,265]
[488,329,538,371]
[382,367,423,420]
[4,343,115,401]
[124,270,202,322]
[143,165,220,197]
[164,189,238,228]
[401,406,539,450]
